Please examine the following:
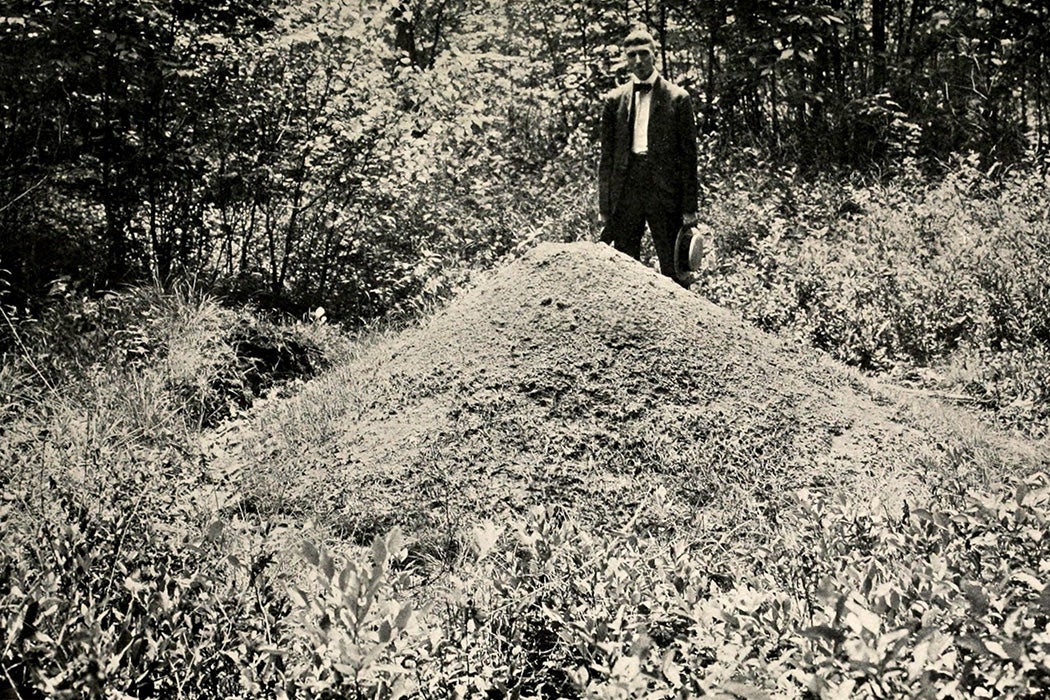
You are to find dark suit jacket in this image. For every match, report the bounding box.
[598,76,698,222]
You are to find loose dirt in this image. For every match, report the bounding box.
[236,242,1040,549]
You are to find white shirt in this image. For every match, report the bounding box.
[631,72,658,154]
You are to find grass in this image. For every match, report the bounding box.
[692,160,1050,438]
[2,163,1050,698]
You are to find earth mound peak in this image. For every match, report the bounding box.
[246,242,1016,538]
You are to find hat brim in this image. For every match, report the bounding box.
[674,226,704,276]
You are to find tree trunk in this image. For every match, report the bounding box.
[703,5,721,133]
[658,3,669,77]
[872,0,887,91]
[392,1,418,67]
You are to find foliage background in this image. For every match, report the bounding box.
[3,0,1049,322]
[3,2,1050,697]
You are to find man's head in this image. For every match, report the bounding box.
[623,26,656,81]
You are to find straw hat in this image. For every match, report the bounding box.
[674,224,705,279]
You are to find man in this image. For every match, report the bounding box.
[598,26,698,284]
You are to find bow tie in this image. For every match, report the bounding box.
[633,82,653,94]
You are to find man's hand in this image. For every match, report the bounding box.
[682,212,698,227]
[597,214,613,245]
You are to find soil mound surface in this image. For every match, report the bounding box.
[239,242,1024,544]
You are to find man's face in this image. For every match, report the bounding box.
[625,43,655,81]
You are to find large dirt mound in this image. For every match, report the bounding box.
[239,242,1027,544]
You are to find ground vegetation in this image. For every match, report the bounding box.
[2,244,1049,698]
[3,1,1050,697]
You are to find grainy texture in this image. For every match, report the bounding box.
[235,242,1037,547]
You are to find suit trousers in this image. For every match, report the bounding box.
[601,154,683,284]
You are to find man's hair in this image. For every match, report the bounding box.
[623,26,656,50]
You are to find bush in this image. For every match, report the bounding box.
[4,433,1048,698]
[0,476,287,699]
[692,160,1050,435]
[422,475,1050,698]
[0,283,331,430]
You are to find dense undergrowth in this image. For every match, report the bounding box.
[691,158,1050,437]
[3,462,1049,698]
[3,162,1050,697]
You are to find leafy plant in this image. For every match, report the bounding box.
[285,529,422,699]
[693,160,1050,434]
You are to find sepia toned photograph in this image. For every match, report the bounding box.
[1,1,1048,697]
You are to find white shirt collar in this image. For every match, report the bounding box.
[632,71,659,88]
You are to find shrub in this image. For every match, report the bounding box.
[0,478,286,699]
[284,529,423,699]
[446,474,1050,698]
[0,283,330,430]
[692,160,1050,434]
[4,453,1048,698]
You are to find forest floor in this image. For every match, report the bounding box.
[209,241,1046,564]
[6,240,1050,698]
